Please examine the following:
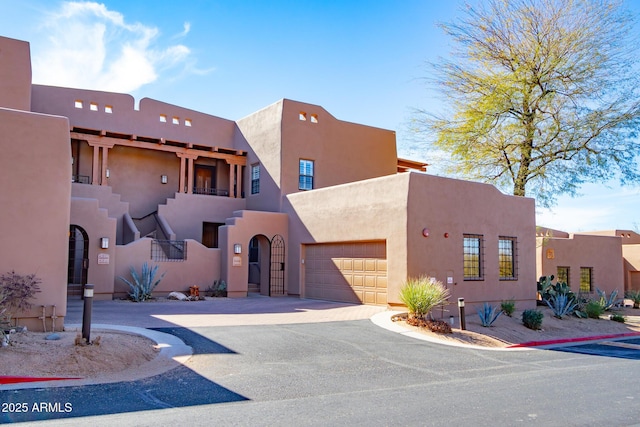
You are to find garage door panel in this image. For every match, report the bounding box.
[305,241,387,306]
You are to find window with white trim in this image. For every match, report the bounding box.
[251,164,260,194]
[299,159,314,190]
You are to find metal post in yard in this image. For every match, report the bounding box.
[82,284,94,344]
[458,297,466,330]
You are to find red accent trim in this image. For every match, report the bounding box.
[0,376,82,384]
[507,331,640,348]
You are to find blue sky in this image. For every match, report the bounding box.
[1,0,638,232]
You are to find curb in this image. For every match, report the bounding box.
[0,324,192,390]
[507,331,640,348]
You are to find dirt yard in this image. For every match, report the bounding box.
[398,306,640,348]
[0,329,159,379]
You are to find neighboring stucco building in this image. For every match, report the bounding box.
[536,228,640,297]
[1,35,539,330]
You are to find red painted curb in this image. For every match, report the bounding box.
[507,331,640,348]
[0,376,82,385]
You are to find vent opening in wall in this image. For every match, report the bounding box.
[299,112,307,121]
[159,114,167,123]
[74,100,83,109]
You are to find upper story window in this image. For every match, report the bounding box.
[251,164,260,194]
[463,234,484,280]
[299,159,314,191]
[498,236,517,280]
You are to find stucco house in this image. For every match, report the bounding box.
[536,228,640,298]
[0,35,538,331]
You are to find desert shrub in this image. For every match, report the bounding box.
[477,302,502,327]
[610,314,626,323]
[625,290,640,308]
[399,276,450,320]
[501,299,516,317]
[522,309,544,330]
[585,300,605,319]
[596,288,622,311]
[545,294,578,319]
[0,271,41,324]
[118,262,166,302]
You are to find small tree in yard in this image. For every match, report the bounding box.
[399,276,450,320]
[0,271,41,326]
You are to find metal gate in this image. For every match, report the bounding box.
[269,234,285,296]
[68,225,89,297]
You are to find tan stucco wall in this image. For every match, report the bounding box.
[236,101,285,212]
[406,173,536,311]
[158,192,246,241]
[284,174,411,299]
[113,238,221,298]
[0,36,31,111]
[70,197,117,300]
[31,86,238,148]
[536,234,624,295]
[0,108,71,331]
[219,210,289,297]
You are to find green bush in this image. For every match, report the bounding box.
[118,262,166,302]
[399,276,450,320]
[610,314,626,323]
[501,299,516,317]
[585,300,605,319]
[522,309,544,330]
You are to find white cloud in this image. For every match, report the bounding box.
[31,2,203,93]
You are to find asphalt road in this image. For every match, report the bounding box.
[2,318,640,426]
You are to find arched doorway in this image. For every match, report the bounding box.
[67,225,89,298]
[269,234,285,296]
[248,235,271,295]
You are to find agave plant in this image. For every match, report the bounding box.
[545,293,578,319]
[596,288,622,311]
[118,262,166,302]
[477,302,502,327]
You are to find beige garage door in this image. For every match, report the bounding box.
[304,241,387,305]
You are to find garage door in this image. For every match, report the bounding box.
[304,241,387,305]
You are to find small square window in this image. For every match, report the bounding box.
[90,102,98,111]
[159,114,167,123]
[74,100,83,109]
[104,105,113,113]
[172,117,180,125]
[185,119,192,127]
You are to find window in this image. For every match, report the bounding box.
[557,266,570,286]
[310,114,318,123]
[159,114,167,123]
[185,118,192,127]
[251,164,260,194]
[74,100,83,109]
[580,267,593,293]
[172,116,180,125]
[498,237,517,280]
[299,159,314,190]
[104,105,113,114]
[299,111,307,121]
[463,234,483,280]
[90,102,98,111]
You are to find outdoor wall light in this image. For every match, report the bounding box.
[100,237,109,249]
[105,169,110,178]
[444,232,449,238]
[234,244,242,254]
[161,175,168,184]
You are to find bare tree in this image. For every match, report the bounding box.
[417,0,640,205]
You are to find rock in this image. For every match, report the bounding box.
[167,291,188,301]
[45,333,61,341]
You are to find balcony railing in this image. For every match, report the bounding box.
[192,187,229,197]
[151,239,187,262]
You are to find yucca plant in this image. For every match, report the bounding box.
[119,262,166,302]
[545,294,578,319]
[477,302,502,327]
[399,276,450,320]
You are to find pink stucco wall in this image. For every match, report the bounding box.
[0,107,71,331]
[0,36,31,111]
